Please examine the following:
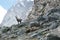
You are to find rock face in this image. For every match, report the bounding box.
[27,0,60,20]
[0,0,60,40]
[47,34,60,40]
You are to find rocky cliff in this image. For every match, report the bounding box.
[27,0,60,20]
[0,0,60,40]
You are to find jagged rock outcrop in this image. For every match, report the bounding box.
[27,0,60,20]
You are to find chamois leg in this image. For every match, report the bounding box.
[20,21,21,24]
[18,22,21,24]
[18,22,19,24]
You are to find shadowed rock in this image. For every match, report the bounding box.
[47,34,60,40]
[30,22,40,27]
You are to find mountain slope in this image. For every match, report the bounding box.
[1,0,33,26]
[0,0,60,40]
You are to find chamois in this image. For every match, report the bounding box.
[15,16,22,24]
